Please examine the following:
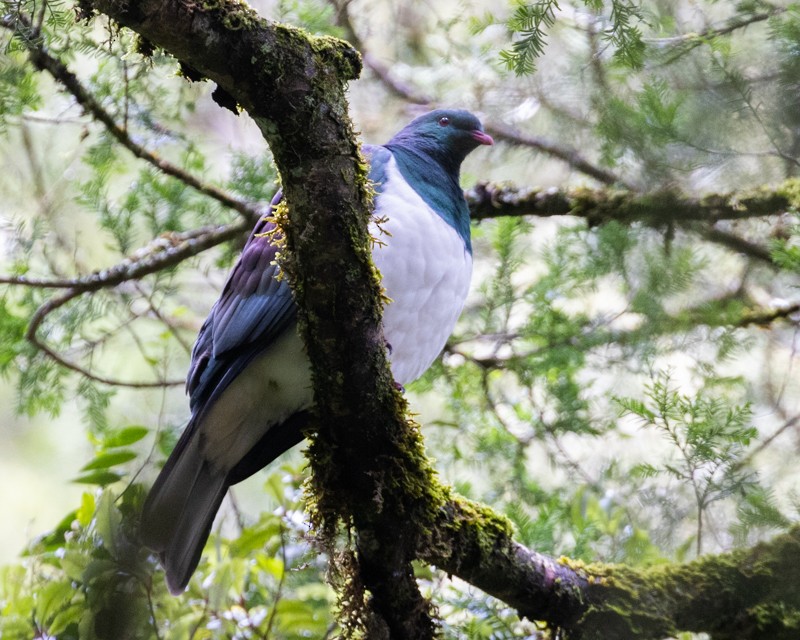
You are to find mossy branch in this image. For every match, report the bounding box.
[467,180,800,224]
[467,180,800,265]
[73,0,434,634]
[425,507,800,640]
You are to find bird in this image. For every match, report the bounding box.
[140,109,494,594]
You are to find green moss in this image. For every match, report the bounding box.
[133,35,155,57]
[564,528,800,638]
[452,496,514,542]
[182,0,261,31]
[777,178,800,210]
[310,33,362,79]
[745,603,800,635]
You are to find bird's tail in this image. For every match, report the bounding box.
[140,425,227,595]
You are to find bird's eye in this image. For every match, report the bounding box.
[438,116,450,127]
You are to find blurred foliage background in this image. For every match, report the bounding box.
[1,0,800,637]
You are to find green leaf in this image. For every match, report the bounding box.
[255,554,284,581]
[35,580,74,626]
[47,603,83,636]
[104,425,149,448]
[27,510,76,554]
[72,470,122,486]
[60,550,90,583]
[93,490,122,554]
[76,492,96,528]
[79,450,137,471]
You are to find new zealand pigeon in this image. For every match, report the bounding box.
[140,109,494,594]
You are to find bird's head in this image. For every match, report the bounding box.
[387,109,493,171]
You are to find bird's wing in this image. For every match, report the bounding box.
[186,190,296,415]
[186,144,391,416]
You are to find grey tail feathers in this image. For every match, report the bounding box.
[140,429,227,595]
[140,411,309,594]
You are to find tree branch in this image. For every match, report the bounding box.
[71,0,441,634]
[649,8,785,66]
[20,221,250,388]
[467,181,800,265]
[466,180,800,223]
[425,502,800,639]
[1,221,250,288]
[0,11,260,221]
[330,0,627,188]
[483,122,633,188]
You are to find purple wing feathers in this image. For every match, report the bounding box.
[186,194,296,415]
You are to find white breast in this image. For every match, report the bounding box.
[371,157,473,385]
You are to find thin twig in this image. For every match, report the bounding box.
[19,219,250,387]
[484,121,632,188]
[329,0,629,188]
[262,519,289,638]
[1,11,260,221]
[133,282,194,353]
[650,9,784,66]
[697,226,774,265]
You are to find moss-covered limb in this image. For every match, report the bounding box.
[304,399,445,637]
[577,524,800,639]
[77,0,436,634]
[467,179,800,224]
[420,496,592,629]
[423,502,800,640]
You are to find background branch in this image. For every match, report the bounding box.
[330,0,627,188]
[466,180,800,223]
[0,11,260,221]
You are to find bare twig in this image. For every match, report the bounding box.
[485,121,632,188]
[18,219,250,387]
[696,226,774,264]
[132,282,194,353]
[329,0,628,188]
[0,11,260,221]
[649,9,784,66]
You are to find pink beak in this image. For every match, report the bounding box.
[471,130,494,145]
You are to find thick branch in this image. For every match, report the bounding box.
[74,0,439,634]
[466,181,800,223]
[425,501,800,639]
[467,181,800,264]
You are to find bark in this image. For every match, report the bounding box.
[466,180,800,265]
[51,1,800,638]
[424,499,800,639]
[465,181,800,224]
